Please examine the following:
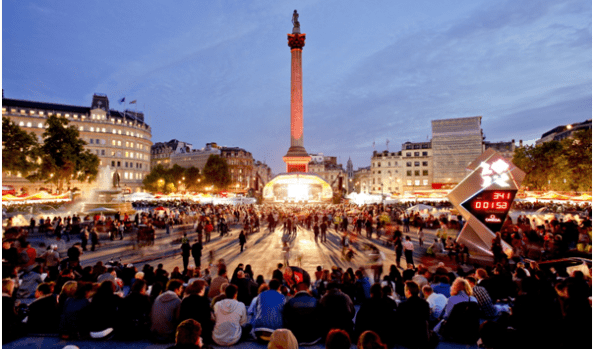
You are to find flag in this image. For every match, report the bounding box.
[119,97,125,104]
[129,100,137,104]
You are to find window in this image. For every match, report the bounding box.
[65,113,70,118]
[117,151,122,157]
[414,170,420,176]
[19,121,24,126]
[38,123,43,128]
[102,128,106,132]
[422,152,428,156]
[415,180,420,185]
[377,171,381,174]
[26,122,32,127]
[406,162,412,167]
[125,141,129,147]
[96,139,99,144]
[423,180,428,185]
[406,171,412,176]
[90,127,94,132]
[407,180,412,185]
[125,162,128,168]
[422,161,428,166]
[422,170,429,176]
[90,139,94,144]
[414,161,419,166]
[414,152,419,156]
[113,129,117,134]
[101,150,105,156]
[118,130,122,134]
[125,152,129,158]
[111,161,115,167]
[414,144,420,149]
[377,163,381,167]
[117,141,122,146]
[117,161,121,167]
[112,140,116,145]
[406,153,411,157]
[124,172,128,179]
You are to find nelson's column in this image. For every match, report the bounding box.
[283,10,311,173]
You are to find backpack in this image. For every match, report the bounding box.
[440,297,481,344]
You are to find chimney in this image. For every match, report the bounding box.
[519,140,523,147]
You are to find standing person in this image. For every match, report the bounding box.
[90,226,99,251]
[403,236,415,269]
[320,221,327,243]
[238,230,246,253]
[313,223,320,243]
[191,239,203,270]
[205,220,213,243]
[80,226,89,251]
[394,236,403,269]
[181,234,191,272]
[417,226,424,247]
[166,219,172,235]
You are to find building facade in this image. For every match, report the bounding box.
[151,139,194,169]
[484,139,521,162]
[220,147,255,192]
[535,119,592,145]
[308,153,347,192]
[431,116,483,188]
[2,94,152,192]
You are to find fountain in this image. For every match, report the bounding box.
[78,166,135,215]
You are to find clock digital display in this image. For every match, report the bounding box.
[461,189,517,233]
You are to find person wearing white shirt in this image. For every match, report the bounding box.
[422,285,447,327]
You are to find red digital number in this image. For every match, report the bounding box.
[493,192,510,200]
[496,202,508,210]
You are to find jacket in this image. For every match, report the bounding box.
[150,290,181,341]
[212,298,247,346]
[251,290,285,330]
[283,291,321,344]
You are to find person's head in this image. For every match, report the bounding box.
[451,277,473,297]
[421,285,433,297]
[404,281,419,298]
[218,266,227,277]
[184,279,206,297]
[258,283,270,295]
[130,279,147,295]
[268,328,298,349]
[74,281,93,299]
[2,279,15,296]
[466,276,477,287]
[225,283,238,299]
[175,319,202,346]
[35,283,53,298]
[237,270,245,279]
[269,278,281,291]
[405,235,411,241]
[97,280,116,296]
[326,329,351,349]
[295,282,309,293]
[135,271,145,280]
[60,280,78,297]
[167,279,184,295]
[357,330,387,349]
[439,275,450,284]
[476,268,488,280]
[370,283,382,299]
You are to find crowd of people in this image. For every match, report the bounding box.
[3,247,592,348]
[2,201,592,348]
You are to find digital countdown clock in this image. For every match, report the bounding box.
[461,189,517,233]
[447,149,526,261]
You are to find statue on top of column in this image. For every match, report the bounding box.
[292,10,300,34]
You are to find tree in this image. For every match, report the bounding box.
[184,166,201,191]
[142,164,172,192]
[2,116,40,178]
[203,155,231,190]
[512,130,592,192]
[34,115,100,192]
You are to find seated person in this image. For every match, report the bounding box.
[3,279,24,344]
[27,283,59,334]
[167,319,203,349]
[212,284,249,346]
[283,282,321,345]
[422,285,447,327]
[251,279,285,332]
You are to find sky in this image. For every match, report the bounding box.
[2,0,592,174]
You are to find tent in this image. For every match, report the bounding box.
[406,204,435,213]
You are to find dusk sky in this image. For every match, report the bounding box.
[3,0,591,174]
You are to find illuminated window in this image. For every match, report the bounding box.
[112,129,116,134]
[118,130,122,135]
[57,113,61,117]
[90,127,94,132]
[125,141,129,147]
[79,126,84,131]
[38,123,43,128]
[102,128,106,132]
[423,180,428,185]
[415,180,420,186]
[65,113,70,117]
[111,151,115,156]
[26,122,32,127]
[125,152,129,157]
[117,141,121,146]
[20,110,25,115]
[124,172,128,179]
[407,180,412,186]
[29,110,35,115]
